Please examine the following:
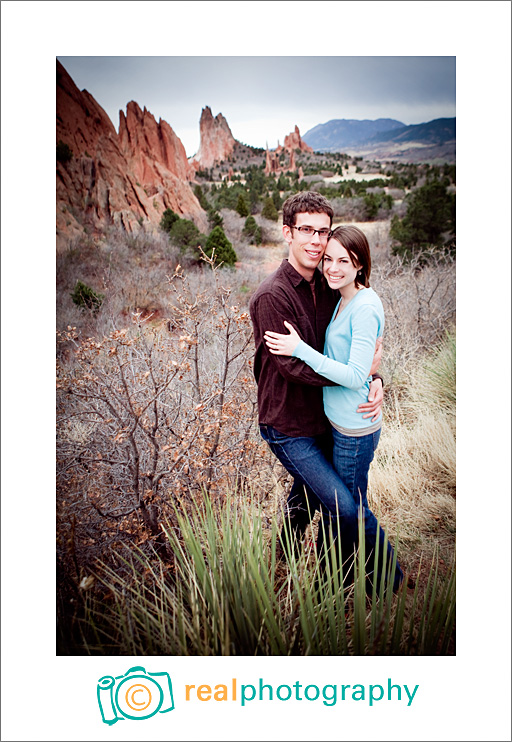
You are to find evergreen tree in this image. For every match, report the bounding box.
[235,193,250,217]
[204,226,238,266]
[272,189,282,211]
[390,181,455,257]
[169,218,206,253]
[363,193,380,220]
[194,184,209,210]
[249,187,260,212]
[207,208,224,229]
[70,281,104,312]
[277,173,289,191]
[243,216,262,245]
[261,196,278,222]
[160,208,179,233]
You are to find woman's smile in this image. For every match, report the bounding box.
[323,238,360,294]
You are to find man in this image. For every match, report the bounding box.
[249,191,383,563]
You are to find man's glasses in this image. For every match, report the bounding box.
[292,226,332,240]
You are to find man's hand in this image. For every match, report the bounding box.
[369,337,383,376]
[357,377,383,422]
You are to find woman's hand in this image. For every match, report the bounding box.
[264,321,301,356]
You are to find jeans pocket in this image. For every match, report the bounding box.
[260,424,292,446]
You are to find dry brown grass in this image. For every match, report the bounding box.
[368,333,456,577]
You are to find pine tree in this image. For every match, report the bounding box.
[236,193,250,217]
[169,218,207,254]
[160,208,179,233]
[204,226,238,267]
[70,281,104,312]
[194,184,209,211]
[390,181,455,257]
[243,216,262,245]
[261,197,278,222]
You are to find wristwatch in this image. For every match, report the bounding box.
[371,373,384,388]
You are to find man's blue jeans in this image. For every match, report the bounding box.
[260,423,403,590]
[332,426,403,590]
[259,424,359,566]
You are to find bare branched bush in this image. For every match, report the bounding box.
[57,257,275,579]
[372,248,456,384]
[330,196,367,221]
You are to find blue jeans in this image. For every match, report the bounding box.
[259,424,359,566]
[260,423,403,590]
[332,426,403,590]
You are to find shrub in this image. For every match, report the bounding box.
[159,208,179,233]
[207,208,224,229]
[213,183,249,212]
[169,218,206,254]
[70,280,104,312]
[390,181,455,257]
[204,226,238,266]
[261,197,278,222]
[194,184,209,211]
[235,193,249,217]
[57,267,258,583]
[243,215,262,245]
[56,140,73,164]
[272,189,282,211]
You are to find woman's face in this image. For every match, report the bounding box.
[322,238,360,291]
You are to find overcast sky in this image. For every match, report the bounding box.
[57,56,455,157]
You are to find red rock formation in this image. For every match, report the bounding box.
[56,61,206,250]
[265,146,278,175]
[264,144,296,176]
[190,106,236,170]
[283,125,313,154]
[119,102,196,183]
[263,125,311,177]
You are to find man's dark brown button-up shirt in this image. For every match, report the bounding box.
[249,260,339,437]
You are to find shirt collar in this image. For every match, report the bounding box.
[281,259,321,288]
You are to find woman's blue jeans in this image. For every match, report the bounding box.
[331,426,403,591]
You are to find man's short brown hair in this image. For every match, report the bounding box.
[282,191,334,228]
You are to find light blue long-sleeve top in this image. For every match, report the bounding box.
[292,287,384,430]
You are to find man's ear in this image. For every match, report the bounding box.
[282,224,292,244]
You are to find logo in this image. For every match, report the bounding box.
[97,666,174,724]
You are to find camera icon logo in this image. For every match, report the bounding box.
[97,666,174,724]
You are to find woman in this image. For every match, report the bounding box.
[264,225,403,591]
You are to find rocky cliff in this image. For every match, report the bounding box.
[190,106,236,171]
[56,61,206,250]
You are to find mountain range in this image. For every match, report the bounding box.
[303,117,456,161]
[303,118,405,150]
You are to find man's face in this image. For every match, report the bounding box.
[283,211,332,280]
